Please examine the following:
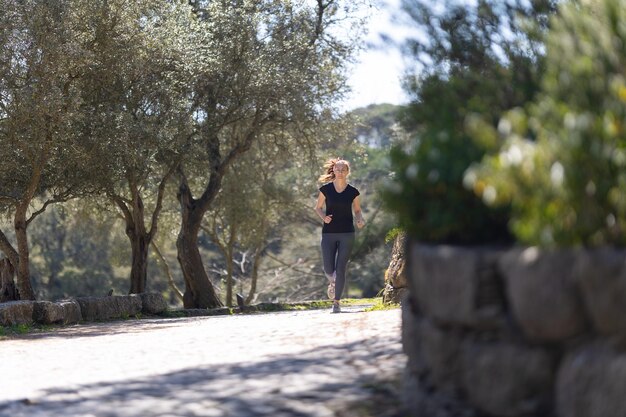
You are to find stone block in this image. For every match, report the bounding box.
[403,368,476,417]
[76,295,141,322]
[33,301,65,324]
[557,343,626,417]
[58,299,82,324]
[418,318,464,388]
[75,297,113,321]
[408,243,505,328]
[461,341,555,417]
[0,301,34,326]
[501,247,586,342]
[139,292,168,315]
[576,248,626,339]
[402,300,426,375]
[112,294,142,317]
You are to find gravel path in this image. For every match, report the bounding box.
[0,305,405,417]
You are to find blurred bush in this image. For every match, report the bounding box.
[383,0,555,244]
[467,0,626,247]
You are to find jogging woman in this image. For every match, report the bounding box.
[314,158,365,313]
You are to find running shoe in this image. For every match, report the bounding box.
[332,303,341,314]
[327,282,335,299]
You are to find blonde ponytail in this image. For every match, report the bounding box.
[317,157,350,183]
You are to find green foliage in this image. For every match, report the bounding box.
[28,204,128,299]
[383,0,555,244]
[469,0,626,247]
[76,2,193,189]
[352,104,404,148]
[0,0,102,207]
[3,324,31,335]
[201,137,308,305]
[385,228,403,244]
[363,297,400,312]
[0,0,395,303]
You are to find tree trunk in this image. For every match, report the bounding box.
[128,232,149,294]
[151,240,184,302]
[116,182,167,295]
[245,246,263,305]
[0,258,17,302]
[120,197,151,294]
[177,223,222,308]
[175,122,263,308]
[225,224,236,307]
[14,210,35,300]
[176,173,223,309]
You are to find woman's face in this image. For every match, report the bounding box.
[333,163,349,179]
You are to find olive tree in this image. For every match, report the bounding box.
[0,0,103,300]
[74,0,195,294]
[201,137,307,306]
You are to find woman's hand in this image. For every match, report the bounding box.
[352,196,365,229]
[324,214,333,224]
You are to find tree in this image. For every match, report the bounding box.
[200,139,304,306]
[75,0,195,294]
[176,0,363,308]
[352,104,403,148]
[0,0,103,300]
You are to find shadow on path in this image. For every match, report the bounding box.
[11,305,374,341]
[0,335,406,417]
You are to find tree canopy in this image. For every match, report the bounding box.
[0,0,364,303]
[0,0,107,298]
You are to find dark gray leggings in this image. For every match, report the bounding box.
[321,232,355,301]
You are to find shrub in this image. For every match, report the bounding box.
[467,0,626,247]
[382,0,554,244]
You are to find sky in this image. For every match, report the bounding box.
[339,0,419,112]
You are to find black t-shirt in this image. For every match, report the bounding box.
[319,183,360,233]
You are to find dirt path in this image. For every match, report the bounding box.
[0,305,405,417]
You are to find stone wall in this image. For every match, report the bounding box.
[402,243,626,417]
[0,292,168,326]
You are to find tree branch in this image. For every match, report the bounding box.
[111,194,133,226]
[200,223,227,257]
[0,227,19,268]
[151,240,184,302]
[26,195,69,226]
[148,160,179,240]
[310,0,334,46]
[192,111,267,219]
[264,252,319,276]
